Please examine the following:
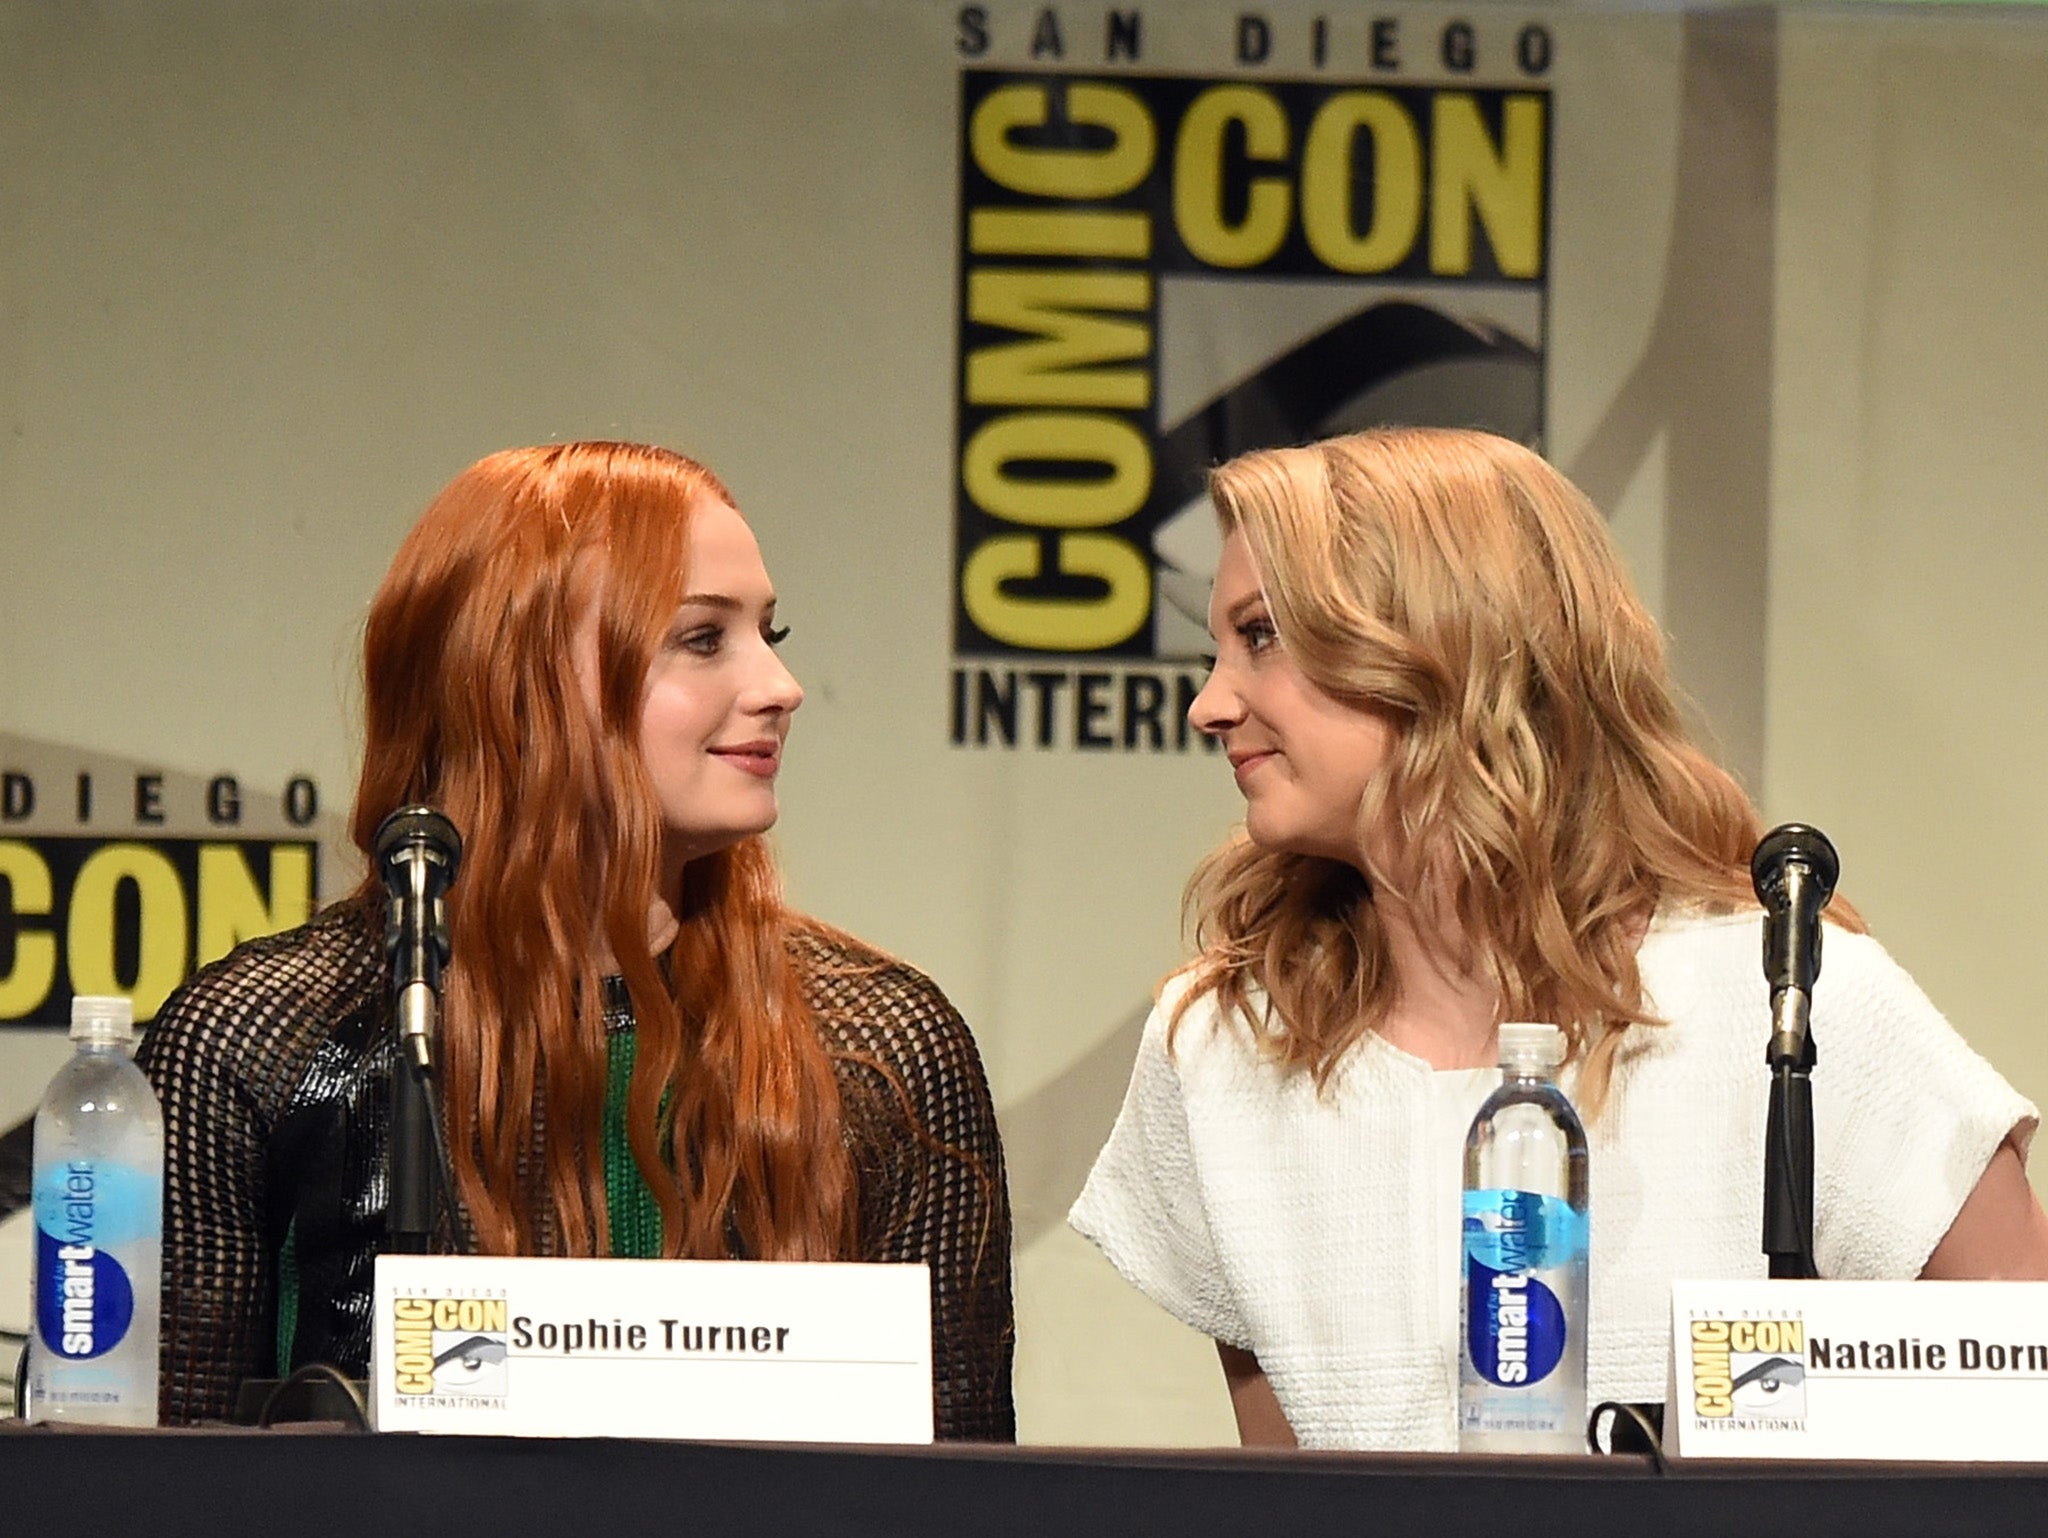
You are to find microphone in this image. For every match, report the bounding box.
[1750,824,1839,1066]
[374,806,462,1072]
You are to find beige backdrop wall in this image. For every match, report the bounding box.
[2,1,2045,1448]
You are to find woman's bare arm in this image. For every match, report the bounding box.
[1920,1137,2048,1279]
[1216,1341,1298,1447]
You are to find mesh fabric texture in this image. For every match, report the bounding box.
[136,894,1015,1439]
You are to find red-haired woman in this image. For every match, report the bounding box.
[140,442,1013,1436]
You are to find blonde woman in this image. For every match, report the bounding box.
[1070,427,2048,1450]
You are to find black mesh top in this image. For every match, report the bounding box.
[136,895,1015,1439]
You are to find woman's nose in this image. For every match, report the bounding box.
[1187,666,1240,737]
[753,647,804,715]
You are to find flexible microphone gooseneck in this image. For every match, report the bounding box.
[375,806,462,1073]
[1752,823,1840,1069]
[375,806,463,1257]
[1751,823,1840,1281]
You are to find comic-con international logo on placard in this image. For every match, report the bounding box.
[950,22,1549,750]
[1690,1316,1808,1426]
[391,1296,511,1405]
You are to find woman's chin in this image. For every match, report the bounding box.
[663,813,780,867]
[1242,812,1356,867]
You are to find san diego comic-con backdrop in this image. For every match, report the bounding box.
[5,1,2048,1445]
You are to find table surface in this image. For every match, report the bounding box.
[5,1428,2048,1538]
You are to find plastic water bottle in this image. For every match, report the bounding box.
[1459,1021,1589,1453]
[27,996,164,1425]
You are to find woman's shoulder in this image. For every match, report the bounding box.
[1148,960,1275,1054]
[785,914,949,1002]
[143,893,385,1070]
[785,918,972,1049]
[1632,899,1952,1075]
[1643,902,1896,985]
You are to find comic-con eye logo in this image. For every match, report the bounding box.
[950,68,1548,750]
[392,1297,510,1400]
[1691,1318,1807,1422]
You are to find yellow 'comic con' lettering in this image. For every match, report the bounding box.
[1165,85,1547,279]
[1173,86,1291,268]
[1691,1320,1734,1418]
[1431,93,1545,278]
[1302,92,1424,273]
[963,78,1160,654]
[966,270,1152,409]
[962,412,1152,526]
[67,844,187,1020]
[963,534,1152,652]
[971,82,1155,199]
[431,1298,508,1333]
[393,1298,436,1395]
[953,72,1550,668]
[196,844,313,970]
[0,841,58,1017]
[0,838,316,1023]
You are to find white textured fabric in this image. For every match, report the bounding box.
[1069,907,2036,1450]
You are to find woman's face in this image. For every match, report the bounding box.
[1189,527,1395,869]
[607,494,803,869]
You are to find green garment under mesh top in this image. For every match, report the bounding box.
[602,1026,664,1259]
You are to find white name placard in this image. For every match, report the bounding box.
[1668,1279,2048,1462]
[371,1255,931,1443]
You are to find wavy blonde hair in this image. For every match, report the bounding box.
[1178,427,1860,1117]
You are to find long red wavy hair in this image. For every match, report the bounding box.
[349,442,854,1259]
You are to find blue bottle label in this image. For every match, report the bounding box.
[33,1160,155,1360]
[1463,1188,1587,1388]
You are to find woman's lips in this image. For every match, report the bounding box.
[1229,749,1277,783]
[710,743,781,778]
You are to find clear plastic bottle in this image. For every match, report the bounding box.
[27,996,164,1426]
[1458,1021,1589,1453]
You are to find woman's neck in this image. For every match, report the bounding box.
[591,892,682,975]
[1373,900,1500,1070]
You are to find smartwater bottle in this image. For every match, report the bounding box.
[1459,1021,1589,1453]
[27,995,164,1425]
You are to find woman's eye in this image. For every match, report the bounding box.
[764,623,791,647]
[670,626,722,656]
[1239,618,1279,654]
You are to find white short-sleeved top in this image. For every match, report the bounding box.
[1068,907,2036,1450]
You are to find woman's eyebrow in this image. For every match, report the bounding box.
[674,589,778,612]
[1224,594,1268,625]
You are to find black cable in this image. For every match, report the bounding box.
[412,1056,474,1255]
[255,1362,371,1431]
[1587,1400,1668,1472]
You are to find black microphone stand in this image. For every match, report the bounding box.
[1763,1002,1818,1280]
[388,970,440,1252]
[231,809,463,1426]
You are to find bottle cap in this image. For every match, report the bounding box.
[70,995,136,1044]
[1497,1021,1565,1069]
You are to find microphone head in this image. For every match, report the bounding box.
[1751,823,1839,910]
[374,805,463,883]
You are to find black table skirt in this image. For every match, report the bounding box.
[6,1428,2048,1538]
